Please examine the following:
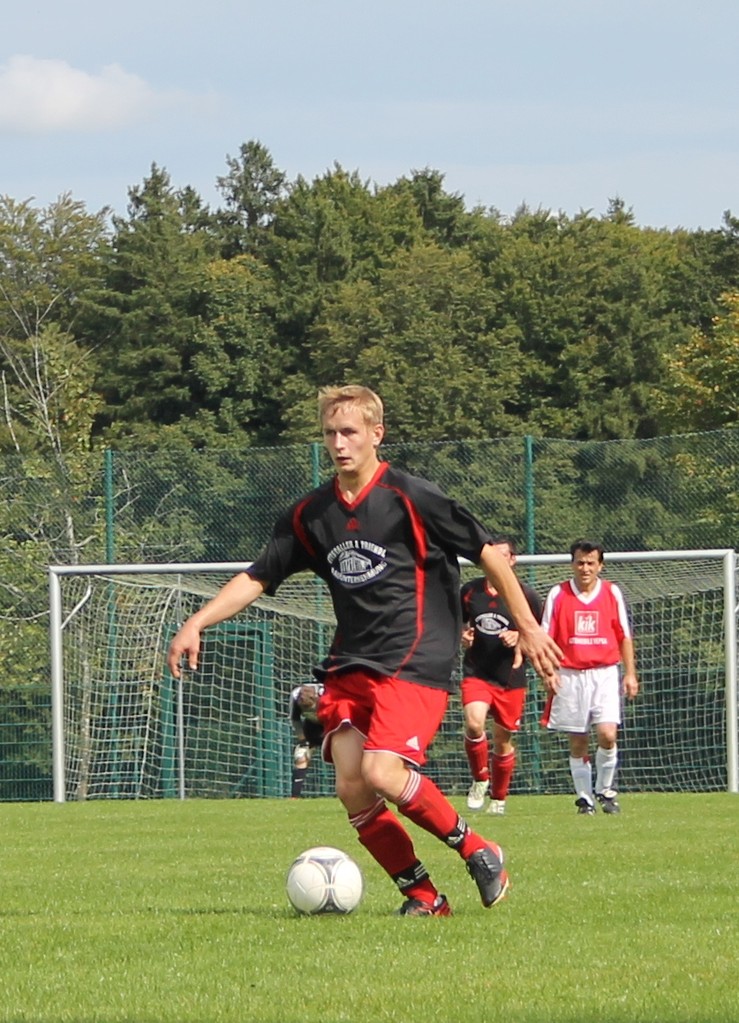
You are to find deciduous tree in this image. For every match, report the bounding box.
[656,290,739,431]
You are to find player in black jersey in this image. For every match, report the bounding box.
[460,536,543,816]
[288,682,324,798]
[168,385,561,916]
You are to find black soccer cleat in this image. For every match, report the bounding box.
[575,797,596,815]
[596,791,621,815]
[465,840,509,908]
[397,894,452,917]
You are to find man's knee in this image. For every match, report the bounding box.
[361,753,408,801]
[595,721,618,748]
[464,722,486,740]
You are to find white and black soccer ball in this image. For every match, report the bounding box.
[286,846,364,915]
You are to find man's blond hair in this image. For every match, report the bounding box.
[318,385,384,427]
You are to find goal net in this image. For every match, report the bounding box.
[49,551,738,802]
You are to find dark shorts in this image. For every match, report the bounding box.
[460,676,526,733]
[317,670,449,768]
[301,719,324,748]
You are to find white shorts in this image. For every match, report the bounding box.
[545,665,621,733]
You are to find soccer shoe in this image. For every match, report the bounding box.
[397,894,452,917]
[466,779,489,810]
[575,797,596,816]
[465,840,509,908]
[486,799,506,816]
[596,790,621,814]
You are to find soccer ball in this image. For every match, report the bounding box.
[285,846,364,915]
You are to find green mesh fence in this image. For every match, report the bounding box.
[103,428,739,563]
[0,686,51,801]
[1,427,737,801]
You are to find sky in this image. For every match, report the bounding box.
[2,0,738,231]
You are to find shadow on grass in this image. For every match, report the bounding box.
[0,905,390,919]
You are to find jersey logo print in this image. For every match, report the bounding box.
[346,517,360,531]
[406,735,420,751]
[572,609,608,646]
[475,612,509,635]
[575,610,598,634]
[327,538,388,586]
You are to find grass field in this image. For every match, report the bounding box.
[0,793,736,1023]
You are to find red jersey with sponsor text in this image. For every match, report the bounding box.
[246,462,495,691]
[542,579,631,670]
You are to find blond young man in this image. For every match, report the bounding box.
[169,385,561,914]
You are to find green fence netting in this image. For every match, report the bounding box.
[1,426,737,800]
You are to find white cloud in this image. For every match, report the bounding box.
[0,55,213,133]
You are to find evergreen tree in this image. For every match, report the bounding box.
[86,165,220,443]
[215,139,288,257]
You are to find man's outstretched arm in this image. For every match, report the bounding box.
[167,572,267,677]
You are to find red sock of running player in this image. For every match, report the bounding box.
[464,734,490,781]
[490,751,516,800]
[349,798,438,905]
[396,771,486,859]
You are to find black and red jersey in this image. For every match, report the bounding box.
[246,461,495,690]
[460,576,543,690]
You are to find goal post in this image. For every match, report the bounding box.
[48,550,738,803]
[49,562,335,803]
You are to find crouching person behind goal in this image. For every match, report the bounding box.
[289,682,324,798]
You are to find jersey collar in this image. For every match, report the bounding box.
[570,577,602,602]
[334,460,389,509]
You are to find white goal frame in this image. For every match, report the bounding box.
[49,562,253,803]
[48,549,738,802]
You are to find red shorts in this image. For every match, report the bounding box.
[317,670,448,768]
[460,676,526,733]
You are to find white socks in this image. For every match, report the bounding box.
[595,745,618,794]
[569,756,593,802]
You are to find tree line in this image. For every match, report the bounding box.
[1,138,738,467]
[1,137,738,584]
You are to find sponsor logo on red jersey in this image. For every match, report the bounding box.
[574,610,598,635]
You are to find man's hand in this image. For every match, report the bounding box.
[297,685,320,710]
[516,624,562,692]
[498,628,518,648]
[167,620,203,678]
[166,572,267,679]
[461,625,475,650]
[622,672,639,699]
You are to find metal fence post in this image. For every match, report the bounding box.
[104,448,115,563]
[524,435,535,555]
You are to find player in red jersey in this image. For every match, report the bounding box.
[460,536,543,816]
[540,540,639,815]
[168,385,561,915]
